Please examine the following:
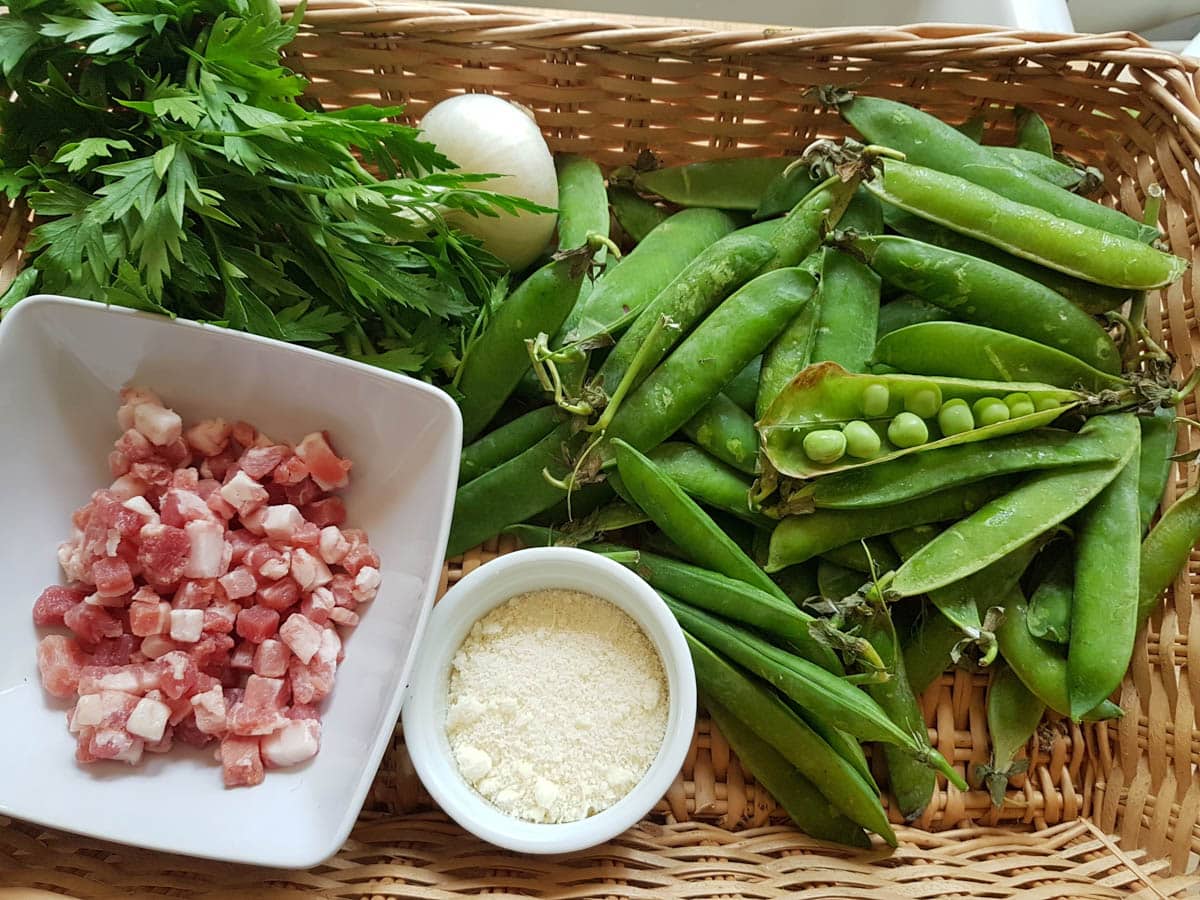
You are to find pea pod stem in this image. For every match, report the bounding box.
[588,315,676,434]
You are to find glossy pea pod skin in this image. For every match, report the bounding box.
[670,598,967,788]
[596,232,776,392]
[754,164,821,220]
[902,603,964,696]
[766,477,1015,571]
[882,206,1130,316]
[456,250,591,442]
[819,537,900,575]
[865,159,1187,291]
[634,156,795,211]
[1138,483,1200,628]
[612,439,787,602]
[608,185,668,244]
[687,637,895,844]
[458,406,563,486]
[987,145,1090,191]
[604,269,817,458]
[683,392,758,474]
[1026,547,1073,644]
[613,547,842,672]
[555,154,609,255]
[810,192,884,374]
[1138,408,1177,534]
[996,589,1123,721]
[724,357,762,415]
[846,234,1121,374]
[801,427,1124,511]
[839,95,1158,244]
[757,176,863,416]
[874,322,1127,393]
[877,294,953,338]
[1068,433,1141,719]
[702,692,870,849]
[446,422,577,557]
[644,443,770,528]
[889,413,1141,598]
[862,607,936,822]
[1015,107,1054,157]
[561,207,738,346]
[978,663,1045,806]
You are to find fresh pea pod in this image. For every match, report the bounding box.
[864,159,1186,291]
[754,164,821,220]
[838,95,1158,244]
[702,692,870,848]
[611,547,841,671]
[604,269,817,458]
[903,604,966,697]
[596,233,776,391]
[456,249,592,441]
[613,439,786,601]
[562,207,738,345]
[811,193,883,374]
[1015,106,1054,157]
[977,663,1045,807]
[842,235,1121,373]
[758,362,1079,481]
[446,423,576,557]
[771,562,819,606]
[458,406,562,485]
[683,393,758,474]
[633,156,795,211]
[876,295,953,338]
[556,154,609,254]
[671,598,967,788]
[644,443,768,527]
[688,638,894,843]
[1026,547,1073,644]
[987,145,1091,191]
[766,478,1014,572]
[757,176,864,416]
[724,357,761,415]
[819,538,899,575]
[882,207,1130,316]
[997,589,1123,721]
[874,322,1126,392]
[890,414,1140,598]
[857,601,935,820]
[1138,482,1200,628]
[798,427,1123,511]
[1068,443,1141,720]
[1138,408,1177,533]
[608,185,668,244]
[817,560,864,602]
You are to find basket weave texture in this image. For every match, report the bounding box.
[3,2,1200,896]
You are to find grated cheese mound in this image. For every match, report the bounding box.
[445,588,669,823]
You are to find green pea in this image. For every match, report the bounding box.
[904,383,943,419]
[972,397,1011,427]
[804,429,847,464]
[843,420,882,459]
[1005,392,1035,418]
[862,383,890,417]
[887,412,928,448]
[1035,396,1062,412]
[937,398,975,436]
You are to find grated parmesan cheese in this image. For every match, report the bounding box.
[445,588,668,823]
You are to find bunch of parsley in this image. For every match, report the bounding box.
[0,0,540,379]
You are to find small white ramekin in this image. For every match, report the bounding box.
[401,546,696,854]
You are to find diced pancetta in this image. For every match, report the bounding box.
[290,548,332,593]
[160,489,215,528]
[183,520,226,580]
[236,606,280,644]
[295,432,351,491]
[218,566,258,601]
[127,695,171,742]
[169,609,204,643]
[133,401,183,447]
[261,504,304,542]
[253,639,290,678]
[279,614,322,664]
[238,445,288,481]
[109,474,148,502]
[219,471,270,516]
[184,419,231,457]
[220,736,264,787]
[303,497,346,528]
[300,587,334,626]
[191,684,227,735]
[33,586,85,627]
[261,718,321,768]
[117,387,164,430]
[137,524,191,588]
[38,635,90,698]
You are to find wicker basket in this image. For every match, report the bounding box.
[3,3,1200,896]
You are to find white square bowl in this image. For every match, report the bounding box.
[0,295,461,868]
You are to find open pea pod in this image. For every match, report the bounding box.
[758,362,1080,480]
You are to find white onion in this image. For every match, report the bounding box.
[420,94,558,271]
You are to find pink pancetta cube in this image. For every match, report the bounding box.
[261,504,304,543]
[253,639,289,678]
[133,401,183,447]
[339,530,380,578]
[184,418,231,457]
[238,445,289,481]
[203,599,239,635]
[219,471,269,516]
[227,675,289,736]
[90,635,137,666]
[284,477,322,508]
[160,489,215,528]
[257,578,299,612]
[174,578,215,610]
[218,566,258,601]
[130,600,171,636]
[137,524,191,589]
[279,614,322,664]
[169,609,204,643]
[127,695,171,742]
[88,727,144,764]
[220,736,264,787]
[295,432,351,491]
[261,718,321,768]
[328,608,360,627]
[38,635,89,698]
[159,438,191,469]
[227,529,258,566]
[190,634,235,678]
[240,505,268,536]
[183,520,226,579]
[236,606,280,644]
[140,634,177,660]
[92,557,135,598]
[109,474,148,501]
[117,386,164,431]
[272,455,309,485]
[302,497,346,529]
[317,527,349,566]
[116,428,157,464]
[200,445,238,481]
[64,602,123,644]
[289,627,340,705]
[301,587,334,626]
[353,566,381,605]
[290,548,332,593]
[230,641,256,670]
[33,586,85,627]
[191,684,227,735]
[157,650,198,700]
